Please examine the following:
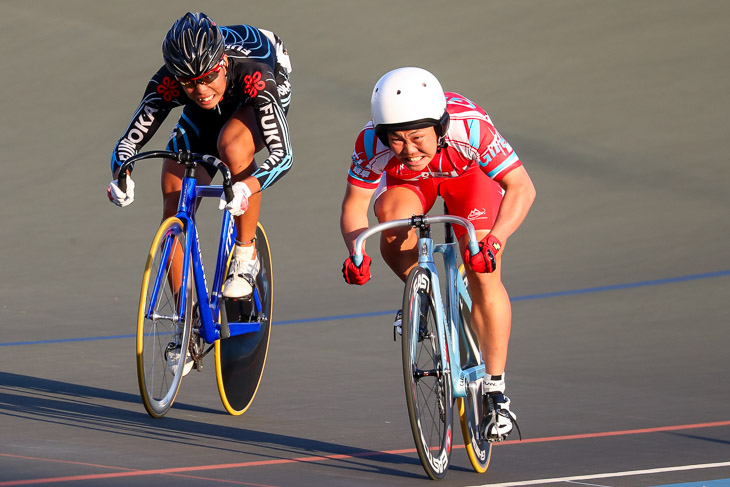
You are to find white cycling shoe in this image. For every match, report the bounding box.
[222,247,260,299]
[481,374,521,442]
[167,324,193,377]
[167,345,194,377]
[483,392,519,442]
[393,310,403,339]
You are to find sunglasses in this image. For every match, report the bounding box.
[177,60,225,88]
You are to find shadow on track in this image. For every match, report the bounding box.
[0,371,425,480]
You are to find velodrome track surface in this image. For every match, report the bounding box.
[2,1,729,485]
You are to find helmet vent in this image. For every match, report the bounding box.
[370,67,447,145]
[162,12,224,78]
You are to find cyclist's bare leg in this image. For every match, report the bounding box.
[460,233,512,377]
[218,106,265,254]
[373,187,423,282]
[161,158,213,295]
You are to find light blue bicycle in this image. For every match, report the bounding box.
[353,214,492,480]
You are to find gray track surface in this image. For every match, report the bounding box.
[2,1,729,486]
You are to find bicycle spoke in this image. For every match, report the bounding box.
[136,218,191,418]
[402,267,452,480]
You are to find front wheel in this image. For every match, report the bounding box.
[136,217,193,418]
[214,222,274,415]
[456,264,492,473]
[401,267,452,480]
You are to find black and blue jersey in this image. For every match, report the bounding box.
[111,24,292,191]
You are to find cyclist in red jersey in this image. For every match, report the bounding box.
[340,67,535,441]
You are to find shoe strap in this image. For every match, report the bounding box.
[483,373,506,393]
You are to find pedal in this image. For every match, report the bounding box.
[221,296,258,339]
[466,379,484,433]
[481,393,522,443]
[223,296,255,319]
[190,335,204,372]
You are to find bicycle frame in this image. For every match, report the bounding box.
[427,232,485,399]
[353,215,484,398]
[127,152,263,346]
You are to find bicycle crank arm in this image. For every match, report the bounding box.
[414,368,442,379]
[219,308,261,339]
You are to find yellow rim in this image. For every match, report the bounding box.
[214,222,273,415]
[456,263,490,473]
[458,397,491,473]
[135,217,184,418]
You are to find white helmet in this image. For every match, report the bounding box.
[371,67,450,146]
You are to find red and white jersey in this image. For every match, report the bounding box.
[348,92,521,188]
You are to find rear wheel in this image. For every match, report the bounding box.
[456,264,492,473]
[215,222,273,415]
[401,266,452,480]
[136,217,193,418]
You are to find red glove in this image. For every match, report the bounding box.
[465,234,502,273]
[342,250,372,285]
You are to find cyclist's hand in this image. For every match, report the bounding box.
[465,234,502,273]
[342,250,371,285]
[219,181,252,216]
[107,176,135,207]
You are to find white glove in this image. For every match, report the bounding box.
[219,181,252,216]
[107,176,135,207]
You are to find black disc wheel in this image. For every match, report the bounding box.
[215,223,273,415]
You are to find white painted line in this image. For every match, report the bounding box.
[471,461,730,487]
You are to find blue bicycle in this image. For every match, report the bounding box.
[353,214,491,479]
[117,150,273,418]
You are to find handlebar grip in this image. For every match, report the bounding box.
[467,241,479,257]
[118,173,127,193]
[351,253,363,267]
[223,185,234,203]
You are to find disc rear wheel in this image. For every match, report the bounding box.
[215,222,274,415]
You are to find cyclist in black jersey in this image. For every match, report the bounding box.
[108,12,292,300]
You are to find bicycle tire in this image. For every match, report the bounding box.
[456,266,492,473]
[401,266,453,480]
[136,217,193,418]
[214,222,273,415]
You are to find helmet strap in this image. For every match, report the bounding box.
[437,134,448,151]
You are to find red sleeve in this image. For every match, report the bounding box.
[475,120,522,182]
[347,124,383,188]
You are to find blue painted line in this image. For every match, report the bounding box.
[274,309,395,326]
[511,269,730,302]
[2,269,728,347]
[653,479,730,487]
[0,334,138,347]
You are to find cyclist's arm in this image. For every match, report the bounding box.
[490,166,536,244]
[340,183,377,253]
[110,70,181,176]
[246,70,293,192]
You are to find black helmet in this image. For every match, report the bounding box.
[162,12,224,78]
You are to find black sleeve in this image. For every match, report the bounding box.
[109,68,185,174]
[246,68,293,190]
